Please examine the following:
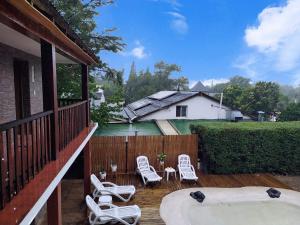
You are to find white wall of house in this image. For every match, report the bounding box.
[139,95,235,121]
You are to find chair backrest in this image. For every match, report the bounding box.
[136,155,150,172]
[178,154,191,168]
[91,174,105,191]
[86,195,103,217]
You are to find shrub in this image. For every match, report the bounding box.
[190,122,300,174]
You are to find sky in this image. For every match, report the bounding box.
[95,0,300,87]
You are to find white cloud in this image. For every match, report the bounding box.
[233,55,258,78]
[244,0,300,72]
[167,11,188,34]
[120,40,148,59]
[202,78,229,87]
[235,0,300,84]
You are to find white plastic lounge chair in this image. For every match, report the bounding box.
[136,155,162,185]
[91,174,135,202]
[86,195,141,225]
[178,154,198,181]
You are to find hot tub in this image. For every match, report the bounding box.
[160,187,300,225]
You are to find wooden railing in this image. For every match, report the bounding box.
[58,98,82,107]
[0,100,88,209]
[0,111,53,209]
[58,100,87,151]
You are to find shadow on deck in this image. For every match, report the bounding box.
[39,172,292,225]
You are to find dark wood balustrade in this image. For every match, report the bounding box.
[58,100,87,151]
[0,111,53,209]
[58,98,82,107]
[0,101,88,209]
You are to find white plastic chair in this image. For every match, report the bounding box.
[136,155,162,185]
[86,195,141,225]
[178,154,198,181]
[91,174,135,202]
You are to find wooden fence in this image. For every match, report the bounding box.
[91,134,198,174]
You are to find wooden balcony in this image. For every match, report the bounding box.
[0,101,96,224]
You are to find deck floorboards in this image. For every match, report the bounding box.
[45,172,292,225]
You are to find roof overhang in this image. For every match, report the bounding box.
[0,0,98,65]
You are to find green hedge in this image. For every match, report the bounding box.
[190,122,300,174]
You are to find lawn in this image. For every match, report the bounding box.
[170,119,300,134]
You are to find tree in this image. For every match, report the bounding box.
[51,0,125,97]
[278,103,300,121]
[125,62,138,103]
[222,85,243,109]
[229,76,251,89]
[124,61,188,103]
[91,70,124,127]
[240,82,280,114]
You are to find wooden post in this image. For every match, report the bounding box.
[41,40,59,160]
[47,183,62,225]
[83,143,91,197]
[81,64,89,127]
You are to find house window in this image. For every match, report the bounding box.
[176,105,187,117]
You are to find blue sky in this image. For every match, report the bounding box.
[96,0,300,87]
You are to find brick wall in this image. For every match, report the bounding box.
[0,43,43,124]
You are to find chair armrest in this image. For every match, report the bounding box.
[102,182,117,187]
[149,166,157,174]
[98,203,117,208]
[190,165,196,172]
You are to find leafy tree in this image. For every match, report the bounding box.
[51,0,125,97]
[240,82,280,114]
[91,70,124,127]
[210,75,251,93]
[124,61,187,103]
[222,85,243,109]
[229,76,251,89]
[278,103,300,121]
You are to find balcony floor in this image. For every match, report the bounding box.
[0,124,97,225]
[39,172,291,225]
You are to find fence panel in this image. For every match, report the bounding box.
[91,134,198,175]
[163,135,198,169]
[91,136,127,174]
[128,135,163,172]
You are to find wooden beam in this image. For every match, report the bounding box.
[81,64,89,127]
[83,143,91,197]
[41,40,59,160]
[47,183,62,225]
[0,0,96,64]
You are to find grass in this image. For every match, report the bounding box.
[170,119,300,134]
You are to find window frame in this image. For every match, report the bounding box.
[176,105,188,117]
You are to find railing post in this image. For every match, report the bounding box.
[47,183,62,225]
[41,40,59,160]
[81,64,89,127]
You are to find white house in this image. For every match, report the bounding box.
[91,87,105,107]
[122,91,249,122]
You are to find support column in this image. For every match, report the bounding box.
[47,183,62,225]
[41,40,59,160]
[83,143,91,197]
[81,64,89,127]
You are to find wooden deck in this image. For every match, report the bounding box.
[40,172,292,225]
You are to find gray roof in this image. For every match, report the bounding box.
[190,81,209,92]
[123,91,199,121]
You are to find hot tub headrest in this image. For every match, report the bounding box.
[190,191,205,203]
[266,188,281,198]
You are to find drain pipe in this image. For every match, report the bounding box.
[218,92,223,120]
